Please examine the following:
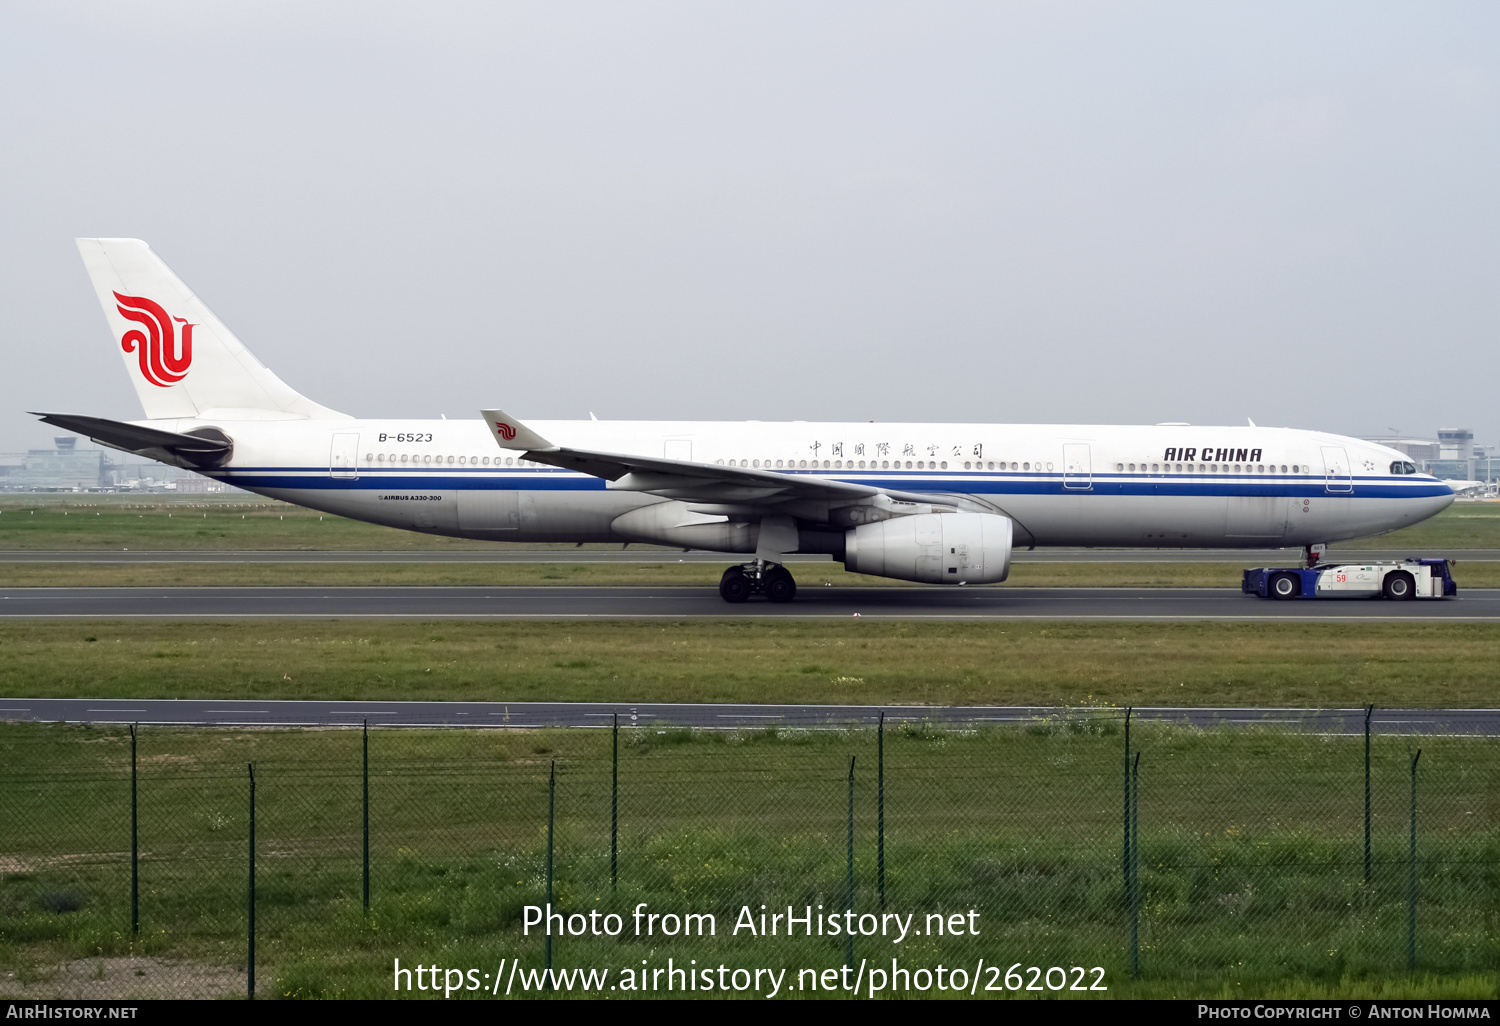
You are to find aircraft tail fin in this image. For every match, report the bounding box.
[75,238,347,422]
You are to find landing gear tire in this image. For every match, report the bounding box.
[1383,571,1415,601]
[765,567,798,604]
[1270,572,1301,600]
[719,566,752,603]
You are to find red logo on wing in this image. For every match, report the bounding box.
[496,422,517,441]
[114,292,194,387]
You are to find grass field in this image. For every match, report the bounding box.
[1,620,1497,708]
[3,494,1499,552]
[0,720,1493,999]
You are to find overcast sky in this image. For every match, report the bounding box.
[2,2,1497,451]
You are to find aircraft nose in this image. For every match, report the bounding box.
[1430,482,1457,514]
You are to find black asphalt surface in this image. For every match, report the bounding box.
[2,548,1494,563]
[4,699,1494,734]
[0,584,1496,619]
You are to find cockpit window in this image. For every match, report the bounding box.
[1390,460,1418,475]
[1404,461,1417,475]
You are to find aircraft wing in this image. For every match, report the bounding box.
[480,408,957,508]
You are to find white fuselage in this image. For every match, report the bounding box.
[158,417,1453,550]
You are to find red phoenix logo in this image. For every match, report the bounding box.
[496,422,517,441]
[115,292,194,387]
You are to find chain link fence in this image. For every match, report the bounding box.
[0,709,1494,999]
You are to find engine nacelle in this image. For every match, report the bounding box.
[844,512,1012,585]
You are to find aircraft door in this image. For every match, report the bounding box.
[330,432,359,480]
[1321,446,1353,494]
[1062,443,1091,490]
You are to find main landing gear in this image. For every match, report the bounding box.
[719,562,798,604]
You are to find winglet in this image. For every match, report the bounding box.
[480,408,556,451]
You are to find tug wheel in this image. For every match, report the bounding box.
[1383,572,1414,601]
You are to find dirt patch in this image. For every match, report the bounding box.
[0,956,244,999]
[0,852,128,874]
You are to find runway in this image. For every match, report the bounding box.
[4,698,1494,735]
[1,548,1494,563]
[1,585,1497,620]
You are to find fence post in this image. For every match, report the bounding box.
[247,763,256,1001]
[611,713,618,891]
[546,760,555,988]
[1408,748,1421,971]
[130,723,138,937]
[363,721,370,912]
[1365,705,1373,886]
[877,711,885,910]
[1123,708,1132,890]
[846,755,855,971]
[1130,750,1140,980]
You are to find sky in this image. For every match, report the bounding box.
[2,2,1497,452]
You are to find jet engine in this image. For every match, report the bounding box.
[843,512,1012,585]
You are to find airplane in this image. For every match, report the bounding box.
[34,238,1455,603]
[1441,479,1489,498]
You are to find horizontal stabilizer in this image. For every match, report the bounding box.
[31,412,232,467]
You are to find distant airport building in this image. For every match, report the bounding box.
[0,437,107,491]
[1362,437,1442,463]
[1363,428,1493,485]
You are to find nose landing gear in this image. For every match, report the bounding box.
[719,562,798,603]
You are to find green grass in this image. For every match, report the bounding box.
[2,620,1499,708]
[0,721,1493,999]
